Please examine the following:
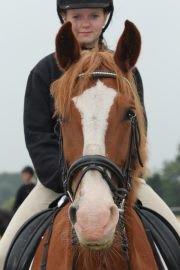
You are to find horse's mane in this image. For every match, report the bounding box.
[51,49,147,177]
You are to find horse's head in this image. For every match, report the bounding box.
[51,21,147,250]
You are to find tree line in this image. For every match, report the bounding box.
[0,145,180,210]
[147,144,180,207]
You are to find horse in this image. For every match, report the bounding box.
[31,21,158,270]
[0,209,11,238]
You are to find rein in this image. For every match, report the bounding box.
[41,71,143,270]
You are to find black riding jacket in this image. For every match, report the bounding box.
[24,53,146,193]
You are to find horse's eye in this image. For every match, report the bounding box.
[126,109,136,121]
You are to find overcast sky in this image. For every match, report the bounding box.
[0,0,180,174]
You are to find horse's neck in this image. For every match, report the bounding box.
[32,204,158,270]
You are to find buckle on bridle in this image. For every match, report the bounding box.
[119,198,126,214]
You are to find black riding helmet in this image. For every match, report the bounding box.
[57,0,114,33]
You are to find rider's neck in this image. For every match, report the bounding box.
[80,40,99,51]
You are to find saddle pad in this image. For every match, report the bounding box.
[135,204,180,270]
[3,206,64,270]
[4,199,180,270]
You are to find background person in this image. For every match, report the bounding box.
[12,166,36,213]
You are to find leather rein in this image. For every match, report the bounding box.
[41,71,143,270]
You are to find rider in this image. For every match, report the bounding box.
[0,0,179,268]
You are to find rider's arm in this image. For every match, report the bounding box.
[133,67,147,129]
[24,55,63,194]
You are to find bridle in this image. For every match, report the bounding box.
[56,71,144,269]
[59,71,143,199]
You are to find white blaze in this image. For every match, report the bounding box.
[73,80,116,156]
[72,80,117,206]
[72,81,118,222]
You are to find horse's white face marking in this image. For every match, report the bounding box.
[72,80,117,203]
[73,80,116,156]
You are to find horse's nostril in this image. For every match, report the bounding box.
[69,205,77,225]
[110,205,118,218]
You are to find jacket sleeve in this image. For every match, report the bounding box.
[133,67,148,129]
[24,65,63,194]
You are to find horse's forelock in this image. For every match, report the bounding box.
[51,51,137,114]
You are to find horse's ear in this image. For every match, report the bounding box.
[114,20,141,73]
[55,22,81,71]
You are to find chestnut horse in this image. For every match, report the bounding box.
[32,21,158,270]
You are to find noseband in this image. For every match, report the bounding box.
[55,71,143,269]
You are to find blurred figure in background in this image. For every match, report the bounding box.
[12,166,36,213]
